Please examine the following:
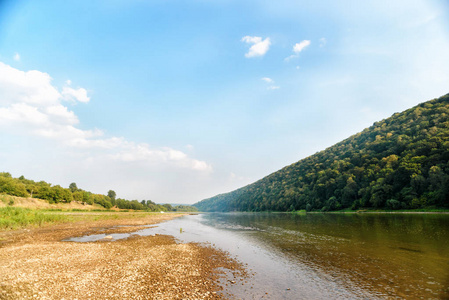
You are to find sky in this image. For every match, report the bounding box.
[0,0,448,204]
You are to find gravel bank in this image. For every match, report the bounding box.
[0,213,245,299]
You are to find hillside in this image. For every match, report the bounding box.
[0,194,107,211]
[194,94,449,212]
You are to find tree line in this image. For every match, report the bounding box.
[0,173,197,212]
[194,93,449,212]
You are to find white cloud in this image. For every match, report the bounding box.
[261,77,280,90]
[0,62,60,106]
[13,53,20,61]
[110,145,212,172]
[45,105,79,125]
[62,86,90,103]
[0,62,212,174]
[241,36,271,58]
[0,103,49,126]
[293,40,311,53]
[285,40,311,61]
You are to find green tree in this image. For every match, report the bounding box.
[107,190,116,201]
[72,191,84,202]
[0,177,28,197]
[69,183,78,193]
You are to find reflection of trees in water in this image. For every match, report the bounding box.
[441,266,449,300]
[208,213,449,299]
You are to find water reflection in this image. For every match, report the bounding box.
[202,213,449,298]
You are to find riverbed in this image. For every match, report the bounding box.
[80,212,449,299]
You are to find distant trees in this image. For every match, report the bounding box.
[195,94,449,212]
[0,173,28,197]
[0,173,197,212]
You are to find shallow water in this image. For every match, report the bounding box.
[65,213,449,299]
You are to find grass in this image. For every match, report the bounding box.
[0,207,67,230]
[0,194,15,205]
[291,210,307,214]
[0,195,179,231]
[0,207,168,231]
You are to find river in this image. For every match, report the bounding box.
[68,212,449,299]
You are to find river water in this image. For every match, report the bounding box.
[67,212,449,299]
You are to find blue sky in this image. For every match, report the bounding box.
[0,0,448,203]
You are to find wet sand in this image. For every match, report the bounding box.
[0,213,245,299]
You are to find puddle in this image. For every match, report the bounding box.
[63,232,138,242]
[62,224,157,242]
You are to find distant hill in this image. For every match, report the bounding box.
[194,94,449,212]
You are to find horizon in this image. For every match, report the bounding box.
[1,0,449,204]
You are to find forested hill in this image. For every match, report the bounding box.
[194,94,449,212]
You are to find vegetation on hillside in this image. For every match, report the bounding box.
[0,173,197,212]
[194,94,449,212]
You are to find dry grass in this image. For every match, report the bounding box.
[0,195,105,211]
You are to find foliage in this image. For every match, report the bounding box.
[0,173,28,197]
[194,94,449,212]
[108,190,117,201]
[69,182,79,193]
[0,173,196,212]
[172,205,199,212]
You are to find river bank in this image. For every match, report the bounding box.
[0,213,245,299]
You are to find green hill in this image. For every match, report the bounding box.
[194,94,449,212]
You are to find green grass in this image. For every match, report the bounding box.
[0,207,67,230]
[0,207,182,231]
[291,210,307,214]
[0,195,15,205]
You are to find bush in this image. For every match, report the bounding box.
[306,204,312,212]
[0,177,28,197]
[386,199,401,210]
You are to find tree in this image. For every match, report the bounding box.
[107,190,116,201]
[0,176,28,197]
[162,204,173,211]
[69,182,78,193]
[72,191,84,202]
[52,185,73,203]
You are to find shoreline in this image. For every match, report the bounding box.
[208,210,449,214]
[307,210,449,214]
[0,213,246,299]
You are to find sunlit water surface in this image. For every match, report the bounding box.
[65,213,449,299]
